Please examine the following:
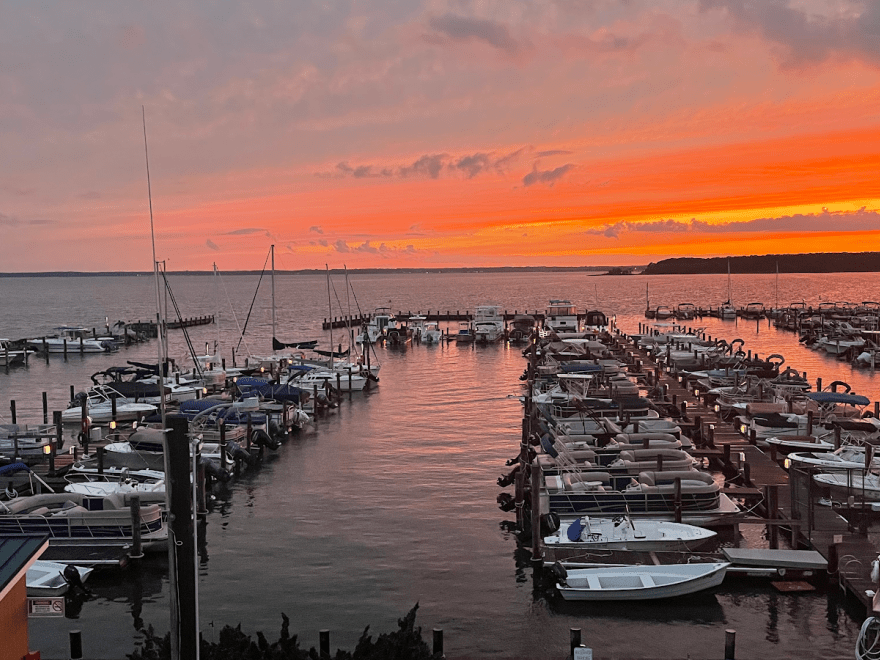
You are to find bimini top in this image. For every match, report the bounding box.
[807,392,871,406]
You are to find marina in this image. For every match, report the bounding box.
[3,270,880,658]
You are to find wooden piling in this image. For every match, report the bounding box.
[724,629,736,660]
[130,494,144,559]
[531,462,542,563]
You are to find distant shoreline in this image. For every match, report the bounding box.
[0,251,875,276]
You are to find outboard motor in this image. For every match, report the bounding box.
[549,561,568,584]
[251,429,280,451]
[200,456,231,483]
[62,565,90,594]
[540,512,561,537]
[268,420,283,440]
[497,464,520,487]
[226,440,256,467]
[497,492,516,512]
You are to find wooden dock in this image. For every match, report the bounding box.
[612,326,880,614]
[322,310,604,330]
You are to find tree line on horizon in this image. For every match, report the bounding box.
[641,252,880,275]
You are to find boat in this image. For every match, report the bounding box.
[60,388,157,423]
[554,562,729,601]
[813,472,880,501]
[0,339,29,366]
[739,302,766,320]
[544,300,581,335]
[0,492,168,549]
[543,469,722,515]
[473,305,505,343]
[356,307,399,344]
[26,561,93,596]
[420,320,443,344]
[26,326,116,353]
[543,515,717,551]
[454,320,475,343]
[508,315,535,342]
[719,260,736,319]
[787,445,880,471]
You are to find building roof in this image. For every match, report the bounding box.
[0,535,48,601]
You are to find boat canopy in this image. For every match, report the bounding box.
[807,392,870,406]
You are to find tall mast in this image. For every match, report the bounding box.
[143,106,180,660]
[326,264,333,370]
[344,265,353,354]
[271,244,276,349]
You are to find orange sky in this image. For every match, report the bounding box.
[3,1,880,271]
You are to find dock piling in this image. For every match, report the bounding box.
[724,629,736,660]
[433,629,444,659]
[320,630,330,659]
[130,494,144,559]
[570,628,582,659]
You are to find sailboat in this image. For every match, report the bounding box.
[719,259,736,319]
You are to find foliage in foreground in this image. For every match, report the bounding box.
[128,603,437,660]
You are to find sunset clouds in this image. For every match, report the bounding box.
[2,1,880,270]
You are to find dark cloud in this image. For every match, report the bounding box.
[585,208,880,239]
[354,241,379,254]
[334,239,350,253]
[535,150,573,157]
[206,239,220,251]
[223,227,265,235]
[319,147,534,181]
[399,154,446,179]
[522,164,574,187]
[428,13,528,55]
[309,226,324,234]
[699,0,880,67]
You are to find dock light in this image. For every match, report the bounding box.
[132,420,138,429]
[260,366,265,373]
[784,458,792,469]
[109,420,117,430]
[740,424,748,435]
[202,387,208,395]
[232,376,238,383]
[694,388,700,397]
[714,403,721,413]
[42,444,52,455]
[677,375,683,383]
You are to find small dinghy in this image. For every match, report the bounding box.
[554,562,729,601]
[27,560,92,596]
[544,515,717,552]
[813,473,880,501]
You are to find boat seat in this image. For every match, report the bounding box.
[29,506,50,515]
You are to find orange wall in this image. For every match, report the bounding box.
[0,577,29,660]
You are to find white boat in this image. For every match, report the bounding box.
[0,339,29,366]
[813,472,880,501]
[544,300,581,335]
[61,389,157,423]
[554,562,729,600]
[27,561,93,596]
[787,445,880,471]
[27,326,115,353]
[473,305,505,343]
[543,515,716,551]
[421,321,443,344]
[817,334,866,356]
[356,307,399,344]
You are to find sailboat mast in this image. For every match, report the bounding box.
[344,265,354,354]
[271,244,276,348]
[326,264,333,370]
[142,106,180,660]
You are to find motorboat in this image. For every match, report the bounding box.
[0,492,168,549]
[26,326,116,353]
[356,307,399,344]
[473,305,505,343]
[27,561,93,596]
[543,469,722,515]
[60,388,157,423]
[420,320,443,344]
[554,562,729,601]
[813,472,880,501]
[544,300,581,335]
[787,445,880,471]
[508,315,535,342]
[0,339,29,366]
[454,321,475,343]
[543,515,716,551]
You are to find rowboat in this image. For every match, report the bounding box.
[554,562,729,601]
[27,560,92,596]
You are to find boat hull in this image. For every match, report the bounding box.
[557,562,729,601]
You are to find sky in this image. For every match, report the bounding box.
[3,0,880,272]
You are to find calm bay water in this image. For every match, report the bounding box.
[2,270,876,659]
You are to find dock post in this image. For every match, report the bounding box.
[97,446,104,474]
[247,413,252,451]
[313,383,319,414]
[743,462,751,486]
[570,628,582,659]
[834,425,841,450]
[9,400,15,424]
[515,419,528,529]
[197,447,207,518]
[130,494,144,559]
[807,410,814,435]
[724,629,736,660]
[220,422,228,473]
[42,392,48,424]
[674,477,682,523]
[766,485,779,549]
[433,629,444,659]
[50,411,61,476]
[69,630,83,660]
[320,630,330,659]
[530,462,542,563]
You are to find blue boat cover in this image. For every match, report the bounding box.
[559,363,603,373]
[287,364,314,372]
[540,433,559,458]
[566,517,584,542]
[807,392,870,406]
[0,462,30,476]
